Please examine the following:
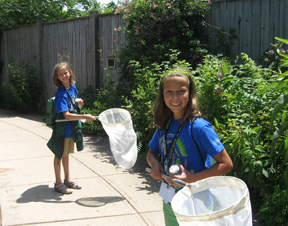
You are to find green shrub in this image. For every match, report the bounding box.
[115,0,210,96]
[1,58,42,112]
[195,48,288,224]
[258,185,288,226]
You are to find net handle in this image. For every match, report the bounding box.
[145,168,186,187]
[55,116,99,122]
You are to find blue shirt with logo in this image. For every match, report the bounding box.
[149,118,224,174]
[55,84,78,138]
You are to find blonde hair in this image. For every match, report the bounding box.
[52,62,76,88]
[153,68,201,129]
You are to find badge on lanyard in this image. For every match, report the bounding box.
[159,181,176,203]
[162,118,183,175]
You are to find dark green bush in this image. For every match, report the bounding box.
[195,46,288,225]
[1,58,42,112]
[114,0,210,96]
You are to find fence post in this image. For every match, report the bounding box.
[35,20,44,106]
[89,11,99,98]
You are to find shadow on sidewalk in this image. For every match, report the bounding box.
[0,108,45,122]
[84,136,161,195]
[16,185,72,204]
[76,196,124,207]
[16,185,125,208]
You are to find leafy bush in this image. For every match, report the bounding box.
[114,0,210,95]
[195,45,288,225]
[1,58,42,112]
[258,185,288,225]
[258,37,288,74]
[196,53,277,185]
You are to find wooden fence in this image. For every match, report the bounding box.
[0,0,287,106]
[0,11,125,106]
[206,0,288,60]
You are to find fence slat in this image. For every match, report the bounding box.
[251,0,261,60]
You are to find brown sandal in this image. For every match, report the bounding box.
[64,179,82,189]
[54,183,73,194]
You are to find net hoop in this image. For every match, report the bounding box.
[171,176,250,222]
[99,108,131,127]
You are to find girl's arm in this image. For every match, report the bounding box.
[62,111,96,121]
[168,149,233,185]
[146,149,165,181]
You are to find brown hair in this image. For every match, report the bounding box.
[52,62,76,88]
[153,68,201,129]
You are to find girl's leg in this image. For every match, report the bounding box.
[54,156,62,184]
[163,201,179,226]
[62,137,82,189]
[62,154,71,181]
[62,153,82,189]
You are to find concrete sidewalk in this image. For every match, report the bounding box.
[0,108,164,226]
[0,108,262,226]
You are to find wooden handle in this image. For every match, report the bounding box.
[55,116,99,122]
[145,167,169,180]
[145,167,186,187]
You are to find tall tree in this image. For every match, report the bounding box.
[0,0,101,30]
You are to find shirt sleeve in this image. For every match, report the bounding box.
[55,89,69,114]
[149,129,161,154]
[197,124,225,158]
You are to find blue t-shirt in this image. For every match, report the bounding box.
[55,84,78,138]
[149,118,224,174]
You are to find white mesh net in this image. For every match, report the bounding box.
[98,108,138,169]
[171,176,252,226]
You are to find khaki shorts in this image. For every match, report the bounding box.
[63,138,75,156]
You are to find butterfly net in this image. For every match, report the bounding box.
[98,108,137,169]
[171,176,252,226]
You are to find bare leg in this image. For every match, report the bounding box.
[62,154,71,181]
[54,156,62,184]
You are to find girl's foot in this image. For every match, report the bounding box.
[64,179,82,189]
[54,183,73,194]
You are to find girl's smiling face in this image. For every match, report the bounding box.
[57,67,71,86]
[163,76,189,120]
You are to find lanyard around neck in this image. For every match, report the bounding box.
[162,118,183,175]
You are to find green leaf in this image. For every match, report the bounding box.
[271,95,288,123]
[255,160,263,174]
[284,170,288,190]
[214,117,219,128]
[247,150,253,163]
[260,82,279,94]
[285,139,288,162]
[252,126,262,132]
[248,166,254,184]
[262,169,269,178]
[242,149,249,163]
[275,37,288,45]
[255,145,265,152]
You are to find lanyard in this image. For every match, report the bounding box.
[162,118,183,175]
[61,84,80,114]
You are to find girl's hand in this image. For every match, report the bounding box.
[78,99,84,106]
[85,114,96,121]
[75,98,84,106]
[168,164,192,185]
[146,149,165,181]
[150,163,165,182]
